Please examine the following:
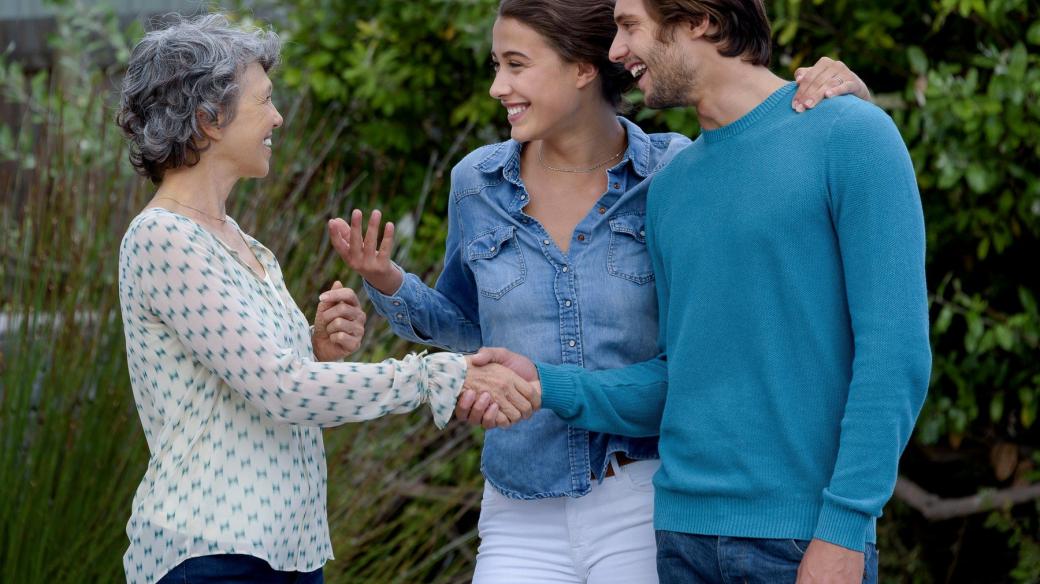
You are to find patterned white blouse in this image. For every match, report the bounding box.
[118,208,466,584]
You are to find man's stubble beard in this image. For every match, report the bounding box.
[643,41,697,110]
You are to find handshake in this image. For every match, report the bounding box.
[459,348,540,429]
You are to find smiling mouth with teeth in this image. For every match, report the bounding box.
[263,137,272,147]
[630,63,647,78]
[506,104,528,116]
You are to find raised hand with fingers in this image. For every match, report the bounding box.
[459,356,540,430]
[312,281,367,361]
[791,56,871,113]
[328,209,403,295]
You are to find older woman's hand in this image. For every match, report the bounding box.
[312,281,366,361]
[458,357,540,429]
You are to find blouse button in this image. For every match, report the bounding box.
[598,207,606,214]
[612,182,621,190]
[577,234,586,242]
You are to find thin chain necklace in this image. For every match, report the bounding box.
[155,196,227,224]
[537,143,626,174]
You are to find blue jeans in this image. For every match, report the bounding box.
[157,554,323,584]
[656,532,878,584]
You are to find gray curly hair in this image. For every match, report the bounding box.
[116,13,281,184]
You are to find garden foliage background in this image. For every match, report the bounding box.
[1,0,1038,581]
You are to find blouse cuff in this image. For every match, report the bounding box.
[401,351,467,429]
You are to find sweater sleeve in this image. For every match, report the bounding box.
[127,214,466,429]
[814,103,932,550]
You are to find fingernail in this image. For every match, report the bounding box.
[319,293,328,301]
[804,98,814,107]
[795,73,803,81]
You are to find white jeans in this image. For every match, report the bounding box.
[472,457,661,584]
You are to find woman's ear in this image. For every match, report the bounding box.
[196,109,223,143]
[575,61,600,90]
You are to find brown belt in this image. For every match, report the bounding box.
[599,452,638,479]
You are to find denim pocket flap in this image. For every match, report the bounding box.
[467,225,516,261]
[608,213,647,243]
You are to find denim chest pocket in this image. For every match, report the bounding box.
[607,213,654,285]
[467,225,527,299]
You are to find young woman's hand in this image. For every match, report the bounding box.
[328,209,403,295]
[312,281,367,361]
[791,56,871,113]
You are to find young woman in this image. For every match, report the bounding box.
[330,2,869,582]
[115,14,534,584]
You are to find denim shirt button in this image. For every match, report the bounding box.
[393,301,401,306]
[543,239,550,246]
[612,182,621,190]
[577,234,586,242]
[395,313,404,320]
[565,300,572,307]
[598,207,606,214]
[562,266,569,273]
[568,340,576,347]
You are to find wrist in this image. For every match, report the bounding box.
[368,265,403,296]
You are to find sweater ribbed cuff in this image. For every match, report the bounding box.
[812,498,872,552]
[535,363,578,418]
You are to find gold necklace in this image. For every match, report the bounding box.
[155,196,227,224]
[537,143,626,174]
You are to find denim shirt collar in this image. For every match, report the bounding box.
[473,116,656,181]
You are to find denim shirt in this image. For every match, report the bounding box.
[366,117,691,498]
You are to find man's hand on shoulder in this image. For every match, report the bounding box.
[796,539,865,584]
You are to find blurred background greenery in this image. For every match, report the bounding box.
[0,0,1037,582]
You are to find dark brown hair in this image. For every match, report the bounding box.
[497,0,632,109]
[642,0,772,66]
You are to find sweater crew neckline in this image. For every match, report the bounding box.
[701,82,796,144]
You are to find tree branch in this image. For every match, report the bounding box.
[894,475,1040,521]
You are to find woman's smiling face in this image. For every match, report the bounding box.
[488,17,587,143]
[213,61,283,178]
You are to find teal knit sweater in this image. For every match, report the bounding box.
[537,83,931,552]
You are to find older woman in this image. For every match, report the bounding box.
[115,14,535,584]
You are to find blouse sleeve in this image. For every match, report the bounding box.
[123,214,465,429]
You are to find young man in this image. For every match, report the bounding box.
[465,0,931,582]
